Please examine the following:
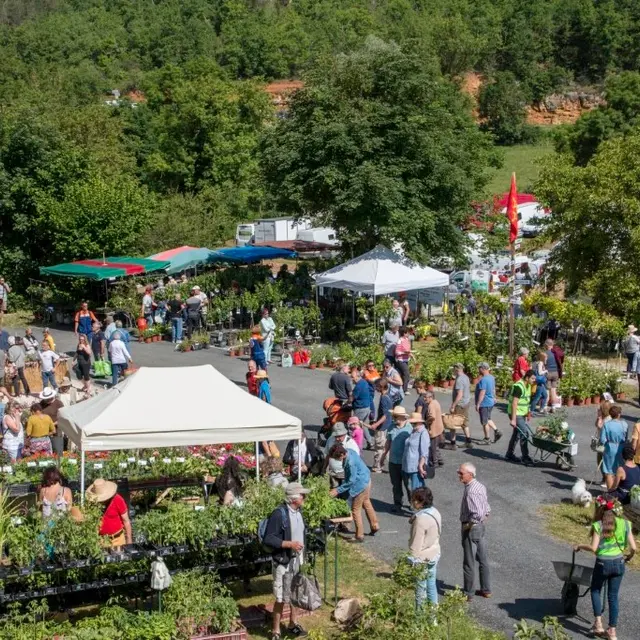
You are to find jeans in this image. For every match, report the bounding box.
[144,313,154,328]
[462,523,490,595]
[389,461,411,506]
[415,555,439,608]
[626,352,638,373]
[111,362,127,386]
[530,384,548,411]
[171,317,183,343]
[354,407,372,445]
[404,470,426,492]
[429,435,443,466]
[263,336,274,363]
[396,360,410,393]
[41,370,57,389]
[11,366,31,395]
[591,557,625,627]
[507,415,531,460]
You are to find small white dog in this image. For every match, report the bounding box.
[571,478,593,507]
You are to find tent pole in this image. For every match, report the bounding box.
[255,442,260,481]
[80,449,86,506]
[298,437,302,482]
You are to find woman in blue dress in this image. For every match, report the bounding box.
[600,405,629,489]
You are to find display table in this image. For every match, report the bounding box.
[6,358,70,393]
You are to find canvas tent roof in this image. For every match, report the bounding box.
[149,246,219,275]
[315,245,448,296]
[40,257,169,280]
[57,365,301,451]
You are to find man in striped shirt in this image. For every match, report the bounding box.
[458,462,491,600]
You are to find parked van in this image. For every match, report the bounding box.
[235,223,255,246]
[296,227,339,246]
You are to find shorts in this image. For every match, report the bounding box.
[78,362,91,381]
[453,404,470,428]
[478,406,493,426]
[0,299,6,312]
[272,556,299,604]
[546,371,559,389]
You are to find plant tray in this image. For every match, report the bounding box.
[189,623,248,640]
[174,544,189,554]
[153,545,174,557]
[125,575,139,583]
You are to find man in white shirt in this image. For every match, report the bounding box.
[39,342,60,389]
[108,332,132,387]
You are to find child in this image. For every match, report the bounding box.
[347,416,364,451]
[249,326,267,370]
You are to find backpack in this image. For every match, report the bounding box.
[257,505,287,553]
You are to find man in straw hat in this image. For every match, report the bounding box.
[264,481,311,640]
[402,411,430,491]
[380,405,412,513]
[623,324,640,374]
[85,479,132,547]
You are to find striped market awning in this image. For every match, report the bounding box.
[40,257,170,280]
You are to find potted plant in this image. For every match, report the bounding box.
[142,329,154,344]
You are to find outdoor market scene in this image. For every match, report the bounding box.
[3,4,640,639]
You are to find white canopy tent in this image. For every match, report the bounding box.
[57,365,302,501]
[315,245,449,295]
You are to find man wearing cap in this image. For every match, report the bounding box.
[323,422,359,488]
[382,321,400,365]
[193,285,209,328]
[380,405,412,513]
[103,315,117,343]
[475,363,502,445]
[264,482,310,640]
[449,363,473,448]
[351,366,372,446]
[506,369,535,466]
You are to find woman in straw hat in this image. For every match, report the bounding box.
[86,479,132,547]
[403,412,430,491]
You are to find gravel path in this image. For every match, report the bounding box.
[46,328,640,638]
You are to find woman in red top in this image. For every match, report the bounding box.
[512,347,530,382]
[86,479,132,547]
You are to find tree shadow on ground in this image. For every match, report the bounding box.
[498,598,593,637]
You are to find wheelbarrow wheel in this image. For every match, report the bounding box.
[561,581,579,615]
[556,455,572,471]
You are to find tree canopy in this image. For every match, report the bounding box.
[261,38,498,263]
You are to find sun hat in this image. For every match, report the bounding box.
[59,377,72,388]
[453,362,465,370]
[391,406,409,418]
[629,324,638,333]
[332,422,348,436]
[39,387,58,401]
[85,479,118,503]
[347,416,360,426]
[255,369,268,379]
[192,285,201,291]
[285,481,311,497]
[408,411,425,424]
[7,336,15,346]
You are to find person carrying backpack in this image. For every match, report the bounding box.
[262,482,311,640]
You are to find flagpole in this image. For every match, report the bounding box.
[509,240,515,358]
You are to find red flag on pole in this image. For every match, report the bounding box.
[506,172,518,244]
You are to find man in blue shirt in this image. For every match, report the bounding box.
[380,405,412,513]
[475,363,502,445]
[368,378,394,472]
[351,367,372,447]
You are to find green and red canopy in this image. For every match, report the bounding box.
[40,257,170,280]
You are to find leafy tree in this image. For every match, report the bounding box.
[478,71,529,145]
[554,71,640,165]
[535,129,640,318]
[261,37,498,264]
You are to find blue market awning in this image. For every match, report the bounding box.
[212,246,296,264]
[149,246,219,275]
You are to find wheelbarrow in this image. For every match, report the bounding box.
[552,551,601,615]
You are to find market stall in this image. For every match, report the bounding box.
[57,364,303,500]
[39,256,170,280]
[148,245,219,275]
[4,356,70,392]
[315,244,449,295]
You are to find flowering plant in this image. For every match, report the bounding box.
[596,495,624,516]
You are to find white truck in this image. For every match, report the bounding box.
[252,217,309,244]
[296,227,339,245]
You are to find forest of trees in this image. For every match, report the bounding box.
[2,0,640,310]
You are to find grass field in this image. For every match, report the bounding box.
[485,139,555,197]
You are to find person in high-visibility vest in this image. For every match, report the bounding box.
[505,370,536,466]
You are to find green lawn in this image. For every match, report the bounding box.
[485,139,554,197]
